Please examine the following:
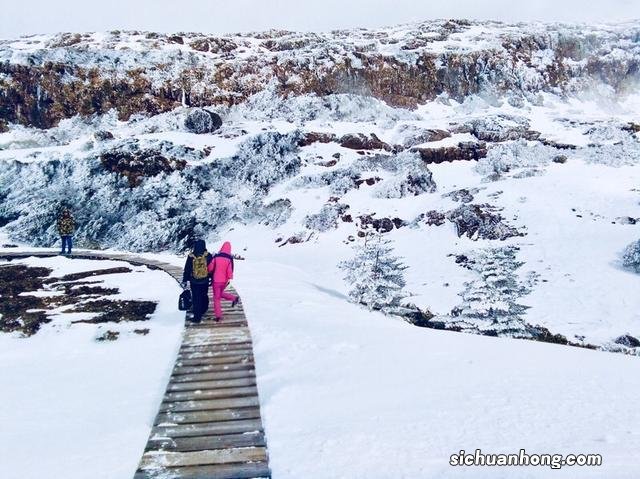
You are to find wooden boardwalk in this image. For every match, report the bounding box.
[0,250,271,479]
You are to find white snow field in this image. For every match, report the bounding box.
[215,227,640,478]
[0,255,183,479]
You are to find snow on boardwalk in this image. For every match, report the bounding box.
[0,251,271,479]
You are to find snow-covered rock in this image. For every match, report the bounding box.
[1,20,640,128]
[183,108,222,134]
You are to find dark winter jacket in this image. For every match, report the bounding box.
[183,239,213,284]
[57,211,75,236]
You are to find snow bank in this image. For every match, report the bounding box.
[0,256,183,479]
[228,234,640,479]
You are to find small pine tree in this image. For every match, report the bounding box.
[622,239,640,273]
[340,232,408,314]
[450,246,532,337]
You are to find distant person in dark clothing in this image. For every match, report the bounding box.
[182,239,213,323]
[57,208,75,255]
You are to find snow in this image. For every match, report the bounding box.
[0,256,183,479]
[217,228,640,479]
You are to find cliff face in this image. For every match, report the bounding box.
[1,19,639,129]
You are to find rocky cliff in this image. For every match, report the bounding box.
[1,19,639,129]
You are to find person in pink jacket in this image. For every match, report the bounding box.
[207,241,239,321]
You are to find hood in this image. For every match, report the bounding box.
[219,241,232,255]
[192,239,207,256]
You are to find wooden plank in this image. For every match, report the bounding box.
[184,325,248,332]
[155,407,261,426]
[172,363,255,376]
[181,341,251,350]
[152,419,263,439]
[140,447,268,469]
[183,333,252,344]
[200,321,248,325]
[176,353,253,364]
[160,396,260,413]
[180,338,253,348]
[164,386,258,403]
[187,322,249,329]
[135,461,270,479]
[175,359,257,371]
[187,320,248,326]
[199,311,245,316]
[178,346,253,356]
[184,337,252,346]
[184,326,250,337]
[178,341,253,351]
[172,368,256,383]
[167,377,256,393]
[176,356,253,368]
[146,432,266,453]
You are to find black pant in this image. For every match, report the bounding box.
[190,282,209,321]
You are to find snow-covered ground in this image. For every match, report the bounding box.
[228,231,640,479]
[0,255,183,479]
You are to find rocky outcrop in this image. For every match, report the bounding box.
[357,214,406,233]
[339,133,393,151]
[1,20,639,128]
[184,108,223,134]
[623,123,640,133]
[446,204,524,240]
[298,132,337,146]
[443,188,478,203]
[421,210,446,226]
[540,138,578,150]
[99,141,193,186]
[354,176,382,187]
[470,116,540,142]
[0,62,183,129]
[614,334,640,348]
[94,130,114,141]
[412,142,487,164]
[401,128,451,147]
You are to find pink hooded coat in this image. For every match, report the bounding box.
[208,241,234,284]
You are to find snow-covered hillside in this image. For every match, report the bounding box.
[2,84,640,350]
[1,19,639,129]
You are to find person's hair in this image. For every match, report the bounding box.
[192,239,207,255]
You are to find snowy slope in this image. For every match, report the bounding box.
[2,89,640,347]
[231,240,640,479]
[0,256,183,479]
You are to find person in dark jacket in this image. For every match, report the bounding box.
[57,208,75,255]
[181,239,213,323]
